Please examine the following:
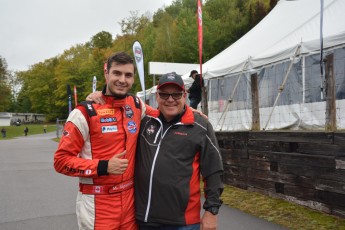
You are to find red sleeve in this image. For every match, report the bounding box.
[145,104,159,117]
[53,109,100,178]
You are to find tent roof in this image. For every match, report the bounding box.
[203,0,345,79]
[149,62,199,76]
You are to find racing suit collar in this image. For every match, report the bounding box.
[101,85,128,107]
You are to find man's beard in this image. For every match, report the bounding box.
[107,86,127,99]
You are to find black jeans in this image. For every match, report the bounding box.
[189,98,201,109]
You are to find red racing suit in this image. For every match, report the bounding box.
[54,93,150,230]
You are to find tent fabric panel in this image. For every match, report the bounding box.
[203,0,345,79]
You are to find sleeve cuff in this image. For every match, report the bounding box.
[97,160,109,176]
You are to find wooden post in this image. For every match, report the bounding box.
[251,73,260,130]
[325,53,336,131]
[201,86,208,116]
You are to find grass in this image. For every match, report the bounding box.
[0,124,56,139]
[2,127,345,229]
[221,184,345,230]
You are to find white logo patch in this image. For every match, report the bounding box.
[102,126,118,133]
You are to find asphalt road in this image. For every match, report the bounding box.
[0,132,288,230]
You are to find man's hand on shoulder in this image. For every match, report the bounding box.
[190,107,208,119]
[86,91,105,105]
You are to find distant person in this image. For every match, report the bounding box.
[43,125,47,133]
[15,119,21,126]
[24,127,29,136]
[1,128,6,138]
[187,70,204,109]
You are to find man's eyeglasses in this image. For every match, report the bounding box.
[158,92,184,100]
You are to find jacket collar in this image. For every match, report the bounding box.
[151,105,195,125]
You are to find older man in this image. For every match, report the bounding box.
[135,72,223,230]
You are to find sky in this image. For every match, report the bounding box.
[0,0,174,72]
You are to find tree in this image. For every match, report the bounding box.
[0,56,12,111]
[54,44,104,119]
[7,71,22,112]
[15,79,31,113]
[173,8,198,63]
[270,0,278,10]
[151,12,178,62]
[245,0,270,29]
[90,31,113,49]
[16,58,59,118]
[119,11,145,36]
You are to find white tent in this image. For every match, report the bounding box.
[200,0,345,131]
[203,0,345,79]
[138,0,345,131]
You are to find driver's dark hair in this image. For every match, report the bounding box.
[106,52,135,73]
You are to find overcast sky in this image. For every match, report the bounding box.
[0,0,173,72]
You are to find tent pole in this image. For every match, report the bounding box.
[216,60,249,130]
[263,45,301,130]
[320,0,325,100]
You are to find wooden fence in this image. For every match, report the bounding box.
[216,131,345,218]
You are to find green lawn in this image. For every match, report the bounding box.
[221,184,345,230]
[0,124,56,139]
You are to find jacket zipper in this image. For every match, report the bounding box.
[144,120,183,222]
